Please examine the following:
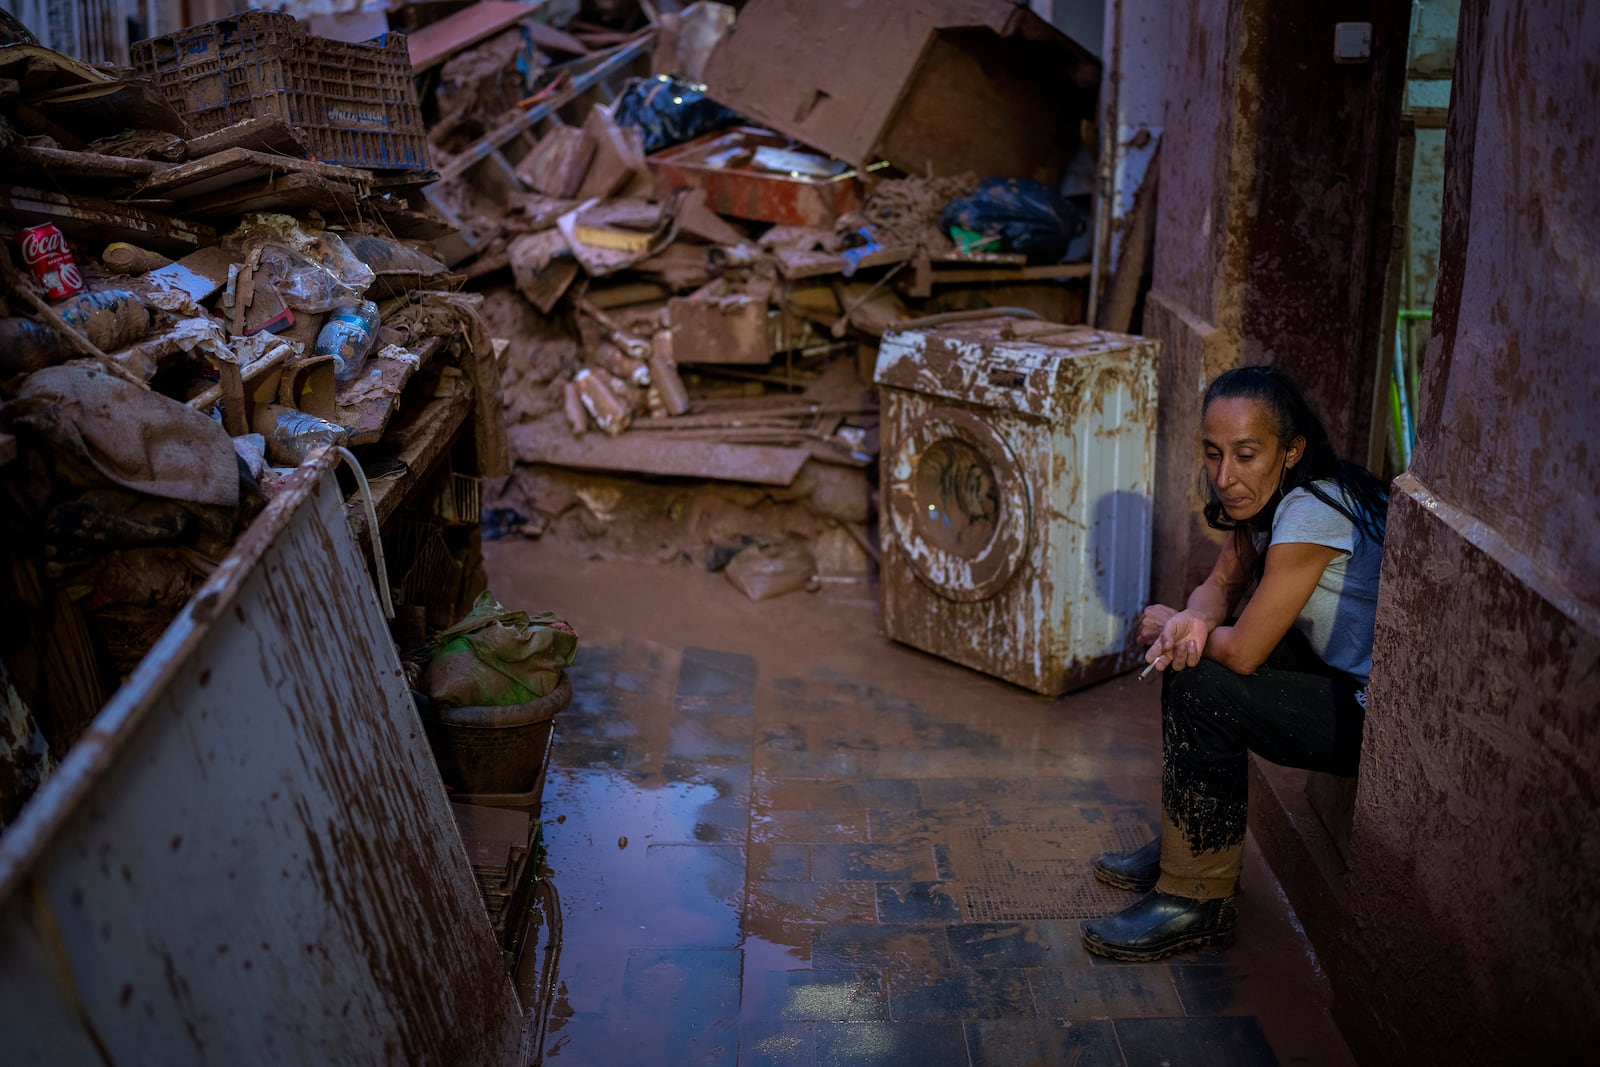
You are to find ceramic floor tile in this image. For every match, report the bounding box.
[964,1019,1125,1067]
[750,809,871,845]
[741,968,889,1023]
[887,967,1038,1021]
[1028,966,1185,1020]
[748,842,812,881]
[739,1022,817,1067]
[945,922,1069,969]
[876,881,963,923]
[746,880,880,930]
[1113,1015,1279,1067]
[809,842,941,882]
[808,924,953,974]
[813,1021,971,1066]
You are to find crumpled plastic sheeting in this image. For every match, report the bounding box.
[225,213,376,294]
[422,590,578,708]
[5,363,240,507]
[940,177,1088,264]
[612,74,742,153]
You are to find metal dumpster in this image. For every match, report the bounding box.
[0,449,526,1064]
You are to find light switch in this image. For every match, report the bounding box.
[1334,21,1372,62]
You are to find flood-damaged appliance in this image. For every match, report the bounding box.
[874,316,1160,695]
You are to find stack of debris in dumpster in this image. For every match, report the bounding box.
[0,11,501,806]
[409,0,1100,593]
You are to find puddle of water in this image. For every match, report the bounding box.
[539,767,747,952]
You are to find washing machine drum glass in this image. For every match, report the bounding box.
[889,408,1030,602]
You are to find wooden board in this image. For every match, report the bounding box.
[524,21,589,55]
[0,185,213,253]
[923,262,1092,285]
[4,145,171,191]
[409,2,549,72]
[510,415,811,485]
[137,147,371,202]
[350,387,475,536]
[184,116,311,159]
[182,171,364,219]
[336,337,445,446]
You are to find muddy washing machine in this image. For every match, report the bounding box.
[874,316,1159,695]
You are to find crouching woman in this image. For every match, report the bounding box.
[1081,365,1387,961]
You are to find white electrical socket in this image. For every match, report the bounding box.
[1334,21,1373,63]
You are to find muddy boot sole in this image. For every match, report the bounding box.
[1092,862,1159,892]
[1081,924,1235,962]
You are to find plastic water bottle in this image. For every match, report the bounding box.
[316,300,380,383]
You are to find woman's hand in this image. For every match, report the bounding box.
[1146,610,1213,673]
[1136,604,1178,646]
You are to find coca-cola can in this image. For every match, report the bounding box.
[19,223,85,302]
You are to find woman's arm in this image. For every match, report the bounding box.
[1205,541,1339,673]
[1145,533,1254,670]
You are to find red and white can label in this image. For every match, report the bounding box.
[20,223,85,302]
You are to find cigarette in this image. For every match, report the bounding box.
[1139,656,1164,680]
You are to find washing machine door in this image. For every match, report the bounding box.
[887,406,1031,602]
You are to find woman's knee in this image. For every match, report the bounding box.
[1162,659,1238,705]
[1161,659,1251,745]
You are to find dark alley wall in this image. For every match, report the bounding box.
[1146,0,1407,605]
[1343,0,1600,1059]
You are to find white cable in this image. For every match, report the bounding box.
[335,446,394,620]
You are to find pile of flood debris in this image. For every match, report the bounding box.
[0,14,501,793]
[406,0,1101,589]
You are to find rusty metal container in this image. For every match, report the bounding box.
[648,126,863,228]
[874,316,1160,695]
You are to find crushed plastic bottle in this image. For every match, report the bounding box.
[315,300,381,383]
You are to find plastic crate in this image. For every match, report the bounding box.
[131,11,430,171]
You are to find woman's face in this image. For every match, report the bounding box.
[1202,396,1303,522]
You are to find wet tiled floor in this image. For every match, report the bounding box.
[486,540,1355,1067]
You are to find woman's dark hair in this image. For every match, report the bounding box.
[1201,365,1388,547]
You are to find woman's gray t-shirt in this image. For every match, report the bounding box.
[1251,482,1383,685]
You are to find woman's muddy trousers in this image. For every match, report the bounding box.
[1158,631,1367,899]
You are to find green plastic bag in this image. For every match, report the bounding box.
[421,591,578,708]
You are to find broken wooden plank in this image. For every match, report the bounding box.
[183,116,311,159]
[510,415,811,485]
[351,387,475,536]
[923,261,1093,285]
[336,337,445,446]
[773,240,913,280]
[181,171,365,219]
[4,145,171,191]
[410,1,549,72]
[524,20,590,55]
[136,147,372,202]
[0,185,213,253]
[367,195,459,241]
[440,36,653,181]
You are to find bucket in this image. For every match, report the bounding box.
[423,672,572,801]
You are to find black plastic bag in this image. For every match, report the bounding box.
[940,177,1088,264]
[612,74,743,154]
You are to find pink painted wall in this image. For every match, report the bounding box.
[1341,1,1600,1058]
[1409,0,1600,605]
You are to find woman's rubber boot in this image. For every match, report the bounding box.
[1079,891,1237,961]
[1092,837,1161,892]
